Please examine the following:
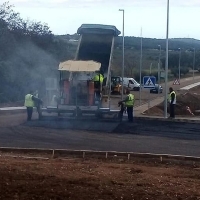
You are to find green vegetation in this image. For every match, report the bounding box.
[0,2,200,103]
[0,2,72,103]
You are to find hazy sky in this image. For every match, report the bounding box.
[6,0,200,39]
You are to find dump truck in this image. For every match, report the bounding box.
[75,24,120,82]
[42,24,121,119]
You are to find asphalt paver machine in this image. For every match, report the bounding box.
[57,60,104,117]
[42,24,122,119]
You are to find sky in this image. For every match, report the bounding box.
[5,0,200,39]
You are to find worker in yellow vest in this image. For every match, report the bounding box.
[93,73,104,83]
[168,87,176,118]
[24,91,42,121]
[119,90,135,122]
[93,73,104,100]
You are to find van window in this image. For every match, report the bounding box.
[129,80,134,84]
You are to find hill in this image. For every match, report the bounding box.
[58,34,200,78]
[61,34,200,50]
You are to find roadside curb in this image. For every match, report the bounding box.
[0,109,26,115]
[134,115,200,123]
[0,107,38,115]
[1,147,200,163]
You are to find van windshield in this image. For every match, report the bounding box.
[129,80,134,84]
[132,79,139,84]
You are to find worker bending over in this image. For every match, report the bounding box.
[119,90,135,122]
[33,90,41,117]
[24,91,42,121]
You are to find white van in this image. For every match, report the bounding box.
[123,77,140,91]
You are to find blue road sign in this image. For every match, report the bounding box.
[143,76,156,88]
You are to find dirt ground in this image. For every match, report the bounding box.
[1,155,200,200]
[144,86,200,116]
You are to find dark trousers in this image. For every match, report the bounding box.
[118,103,125,122]
[26,107,33,121]
[127,106,133,122]
[170,104,175,118]
[36,105,42,120]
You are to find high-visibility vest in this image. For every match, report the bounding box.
[24,94,34,107]
[125,94,134,107]
[93,74,104,83]
[168,91,176,104]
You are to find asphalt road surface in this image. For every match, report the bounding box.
[1,76,200,157]
[1,113,200,157]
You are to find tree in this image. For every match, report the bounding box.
[0,2,68,103]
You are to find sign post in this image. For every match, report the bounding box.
[143,76,156,112]
[143,76,156,89]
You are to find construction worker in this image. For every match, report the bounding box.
[93,72,104,83]
[93,72,104,101]
[118,101,126,122]
[33,90,43,119]
[24,91,42,121]
[119,90,135,122]
[33,90,39,108]
[34,90,39,98]
[168,87,176,118]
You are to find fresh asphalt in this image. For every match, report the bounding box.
[1,117,200,157]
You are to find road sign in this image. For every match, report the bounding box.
[160,71,165,78]
[173,79,180,85]
[143,76,156,88]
